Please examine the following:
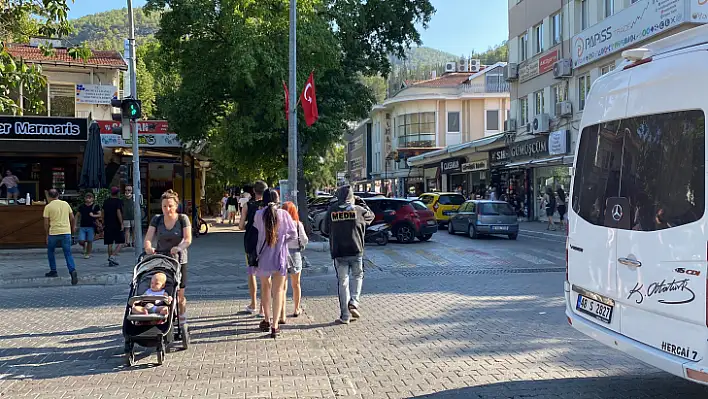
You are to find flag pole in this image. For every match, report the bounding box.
[287,0,298,203]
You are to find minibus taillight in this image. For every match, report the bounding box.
[623,57,652,70]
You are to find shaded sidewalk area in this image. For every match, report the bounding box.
[0,224,335,289]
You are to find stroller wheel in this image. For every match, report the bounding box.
[156,348,164,365]
[182,324,190,350]
[124,341,135,367]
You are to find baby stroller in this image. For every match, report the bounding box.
[122,254,190,366]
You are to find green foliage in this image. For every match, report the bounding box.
[69,7,161,51]
[359,74,387,104]
[1,0,90,115]
[304,143,345,193]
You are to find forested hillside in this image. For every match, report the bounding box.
[69,7,160,51]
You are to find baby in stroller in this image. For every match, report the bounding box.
[131,272,173,315]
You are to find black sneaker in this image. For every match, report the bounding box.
[70,271,78,285]
[45,271,58,278]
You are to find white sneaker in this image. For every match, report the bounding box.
[335,318,350,325]
[245,305,256,314]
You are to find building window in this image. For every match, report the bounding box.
[49,84,76,117]
[581,0,589,31]
[600,63,616,75]
[520,97,528,124]
[447,112,460,132]
[552,13,562,45]
[552,84,568,115]
[579,74,591,111]
[604,0,614,18]
[395,112,436,148]
[534,90,545,115]
[519,32,528,61]
[534,23,544,54]
[486,110,500,131]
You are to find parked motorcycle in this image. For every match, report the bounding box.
[365,223,391,246]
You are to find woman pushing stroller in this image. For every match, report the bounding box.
[143,190,192,330]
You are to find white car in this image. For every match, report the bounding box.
[566,24,708,385]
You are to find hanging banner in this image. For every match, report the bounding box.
[101,133,182,148]
[75,84,118,105]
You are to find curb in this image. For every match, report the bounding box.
[0,272,132,289]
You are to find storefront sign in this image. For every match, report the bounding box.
[510,137,548,158]
[548,129,570,155]
[75,84,118,105]
[490,148,510,167]
[97,120,171,134]
[573,0,687,68]
[440,158,464,174]
[461,159,488,173]
[0,116,88,141]
[519,48,559,82]
[101,133,182,148]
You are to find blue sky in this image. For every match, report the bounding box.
[68,0,508,54]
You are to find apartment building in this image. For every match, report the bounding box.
[505,0,706,219]
[351,60,511,197]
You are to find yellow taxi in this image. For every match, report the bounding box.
[418,192,466,225]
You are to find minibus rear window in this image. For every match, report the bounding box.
[572,110,705,231]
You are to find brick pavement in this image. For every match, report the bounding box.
[1,228,707,398]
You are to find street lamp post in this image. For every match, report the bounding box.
[287,0,298,203]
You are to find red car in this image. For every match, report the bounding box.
[364,198,438,243]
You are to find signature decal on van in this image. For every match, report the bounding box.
[626,279,696,305]
[661,341,698,361]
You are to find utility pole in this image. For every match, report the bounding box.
[287,0,298,203]
[127,0,144,256]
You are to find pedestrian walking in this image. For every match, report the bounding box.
[0,169,20,202]
[123,185,135,247]
[253,189,296,338]
[144,189,192,334]
[239,189,251,219]
[102,186,125,266]
[219,192,229,223]
[43,188,78,285]
[556,187,567,229]
[75,192,101,259]
[323,185,375,324]
[227,193,239,224]
[541,186,557,231]
[240,180,268,316]
[279,201,309,323]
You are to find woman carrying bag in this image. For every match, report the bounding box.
[279,201,309,324]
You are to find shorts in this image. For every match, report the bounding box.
[287,250,303,274]
[228,205,237,213]
[103,228,126,245]
[78,227,95,242]
[179,262,188,288]
[7,186,18,194]
[545,208,554,217]
[557,205,567,217]
[123,220,134,229]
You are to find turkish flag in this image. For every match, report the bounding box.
[283,81,289,120]
[300,72,319,126]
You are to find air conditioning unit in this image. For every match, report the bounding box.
[553,59,573,78]
[504,118,517,132]
[555,101,572,117]
[457,63,469,72]
[445,62,457,73]
[469,59,481,72]
[504,63,518,81]
[532,114,551,133]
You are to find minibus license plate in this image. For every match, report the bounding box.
[576,295,612,323]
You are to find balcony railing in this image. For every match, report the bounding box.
[398,134,436,148]
[460,82,510,94]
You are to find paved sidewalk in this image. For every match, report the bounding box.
[518,220,566,240]
[0,224,335,289]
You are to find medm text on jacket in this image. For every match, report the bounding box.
[331,211,357,222]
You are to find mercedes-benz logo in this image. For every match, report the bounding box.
[611,204,623,221]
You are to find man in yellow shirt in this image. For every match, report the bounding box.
[43,189,78,285]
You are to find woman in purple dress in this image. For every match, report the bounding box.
[253,189,296,337]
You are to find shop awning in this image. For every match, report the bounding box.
[407,133,505,167]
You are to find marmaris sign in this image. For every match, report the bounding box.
[572,0,691,68]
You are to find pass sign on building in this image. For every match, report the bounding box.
[572,0,690,68]
[75,84,118,105]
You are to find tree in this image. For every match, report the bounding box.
[144,0,435,224]
[1,0,90,114]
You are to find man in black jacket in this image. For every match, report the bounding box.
[239,180,268,315]
[324,185,375,324]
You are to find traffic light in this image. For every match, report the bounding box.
[118,164,129,185]
[110,97,142,140]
